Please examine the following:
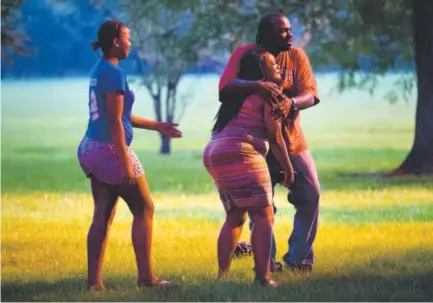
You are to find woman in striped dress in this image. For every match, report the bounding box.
[203,49,294,287]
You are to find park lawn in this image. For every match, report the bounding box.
[2,76,433,301]
[2,149,432,301]
[2,190,433,301]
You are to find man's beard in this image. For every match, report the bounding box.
[267,42,291,54]
[277,41,292,51]
[260,40,291,54]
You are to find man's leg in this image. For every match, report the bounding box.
[283,150,320,268]
[265,152,285,269]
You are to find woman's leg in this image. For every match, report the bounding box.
[87,176,119,290]
[249,205,280,272]
[247,204,274,283]
[217,207,247,278]
[117,175,159,285]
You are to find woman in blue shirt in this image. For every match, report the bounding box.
[77,20,182,291]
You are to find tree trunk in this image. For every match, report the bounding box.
[160,134,171,154]
[393,0,433,175]
[159,81,177,155]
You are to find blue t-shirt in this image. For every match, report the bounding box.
[85,59,135,145]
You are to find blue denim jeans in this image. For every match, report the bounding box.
[250,149,320,266]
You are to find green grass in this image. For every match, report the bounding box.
[2,75,433,301]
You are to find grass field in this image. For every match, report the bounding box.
[2,75,433,301]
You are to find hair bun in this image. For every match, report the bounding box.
[91,40,102,51]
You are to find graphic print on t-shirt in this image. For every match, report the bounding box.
[89,78,99,121]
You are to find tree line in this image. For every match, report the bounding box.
[2,0,432,174]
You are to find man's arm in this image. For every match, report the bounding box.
[219,79,258,103]
[218,44,254,102]
[282,91,315,112]
[218,43,281,103]
[220,79,282,104]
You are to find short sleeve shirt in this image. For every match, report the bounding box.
[85,59,135,145]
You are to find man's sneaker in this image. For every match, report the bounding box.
[270,261,283,272]
[253,260,283,273]
[287,263,313,273]
[283,255,313,273]
[234,241,252,258]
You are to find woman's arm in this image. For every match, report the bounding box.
[264,101,295,186]
[131,115,159,130]
[131,115,182,138]
[106,92,134,184]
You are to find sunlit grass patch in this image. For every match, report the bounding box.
[2,214,432,301]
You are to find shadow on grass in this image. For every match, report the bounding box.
[328,171,433,191]
[2,250,432,301]
[152,203,433,223]
[1,147,432,194]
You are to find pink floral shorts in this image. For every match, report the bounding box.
[77,136,144,185]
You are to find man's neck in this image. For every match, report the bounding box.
[257,43,286,57]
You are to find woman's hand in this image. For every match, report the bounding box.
[156,122,183,138]
[121,163,136,185]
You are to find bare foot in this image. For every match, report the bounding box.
[216,269,230,279]
[213,272,230,283]
[88,284,105,292]
[138,279,172,290]
[254,278,278,288]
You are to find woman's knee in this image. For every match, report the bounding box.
[143,201,155,217]
[119,181,155,218]
[249,205,274,226]
[90,215,112,238]
[226,208,247,227]
[132,201,154,220]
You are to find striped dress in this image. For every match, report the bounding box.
[203,94,272,212]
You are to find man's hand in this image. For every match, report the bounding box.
[279,97,294,118]
[156,122,183,138]
[256,81,281,100]
[282,168,295,188]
